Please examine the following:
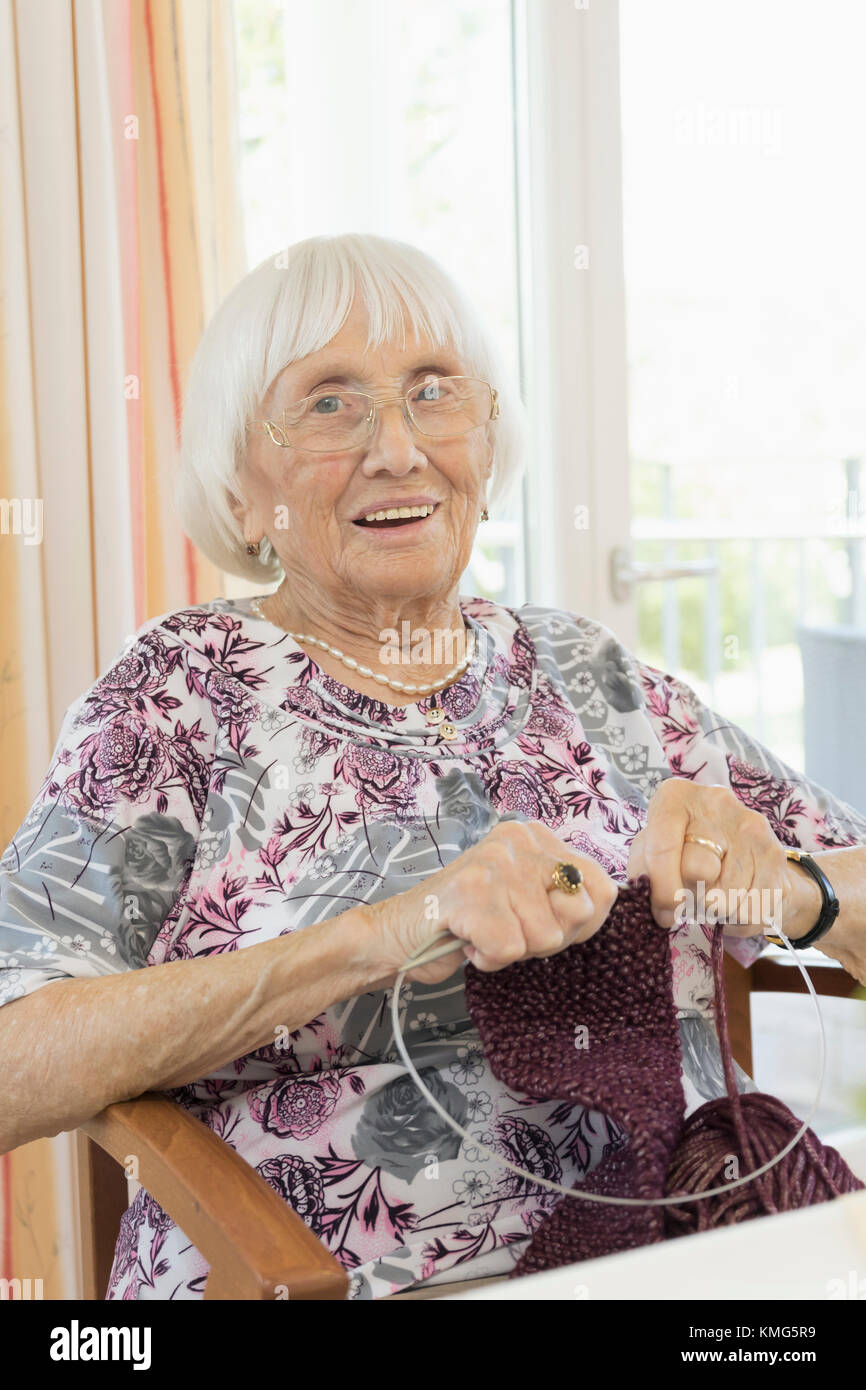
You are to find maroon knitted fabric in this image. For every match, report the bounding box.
[463,873,686,1277]
[462,871,863,1280]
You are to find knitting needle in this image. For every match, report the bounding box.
[403,928,463,970]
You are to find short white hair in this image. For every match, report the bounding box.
[175,232,529,583]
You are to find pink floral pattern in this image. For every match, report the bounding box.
[2,593,865,1300]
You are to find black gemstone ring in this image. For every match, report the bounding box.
[550,862,584,895]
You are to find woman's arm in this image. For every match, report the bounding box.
[1,818,621,1155]
[0,901,389,1155]
[619,643,866,981]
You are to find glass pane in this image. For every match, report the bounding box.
[234,0,525,605]
[619,0,866,800]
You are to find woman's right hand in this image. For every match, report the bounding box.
[364,819,620,985]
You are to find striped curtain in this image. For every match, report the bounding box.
[0,0,245,1298]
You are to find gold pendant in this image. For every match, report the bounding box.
[439,721,458,741]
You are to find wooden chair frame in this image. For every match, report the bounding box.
[78,1093,348,1300]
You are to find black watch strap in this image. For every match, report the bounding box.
[765,849,840,949]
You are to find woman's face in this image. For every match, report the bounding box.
[235,295,494,612]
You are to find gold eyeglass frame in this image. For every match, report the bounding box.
[247,375,500,451]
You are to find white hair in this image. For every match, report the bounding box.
[175,232,529,583]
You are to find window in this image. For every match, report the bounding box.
[620,0,866,776]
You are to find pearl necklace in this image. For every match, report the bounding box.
[248,596,477,699]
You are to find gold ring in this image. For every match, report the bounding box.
[549,861,584,894]
[683,834,725,860]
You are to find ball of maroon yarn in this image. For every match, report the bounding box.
[662,1090,863,1237]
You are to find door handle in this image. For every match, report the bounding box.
[610,546,719,603]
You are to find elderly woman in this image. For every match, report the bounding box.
[2,233,866,1302]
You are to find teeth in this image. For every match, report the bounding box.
[361,503,436,523]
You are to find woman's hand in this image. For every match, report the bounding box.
[625,777,822,938]
[364,820,620,985]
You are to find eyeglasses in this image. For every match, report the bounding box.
[247,375,500,452]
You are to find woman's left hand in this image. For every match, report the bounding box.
[625,777,823,938]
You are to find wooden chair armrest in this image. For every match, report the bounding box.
[749,954,860,997]
[723,951,755,1076]
[723,948,861,1080]
[81,1092,348,1300]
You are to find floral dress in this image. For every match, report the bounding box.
[2,594,865,1300]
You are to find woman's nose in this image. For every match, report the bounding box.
[361,400,429,469]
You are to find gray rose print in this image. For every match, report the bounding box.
[0,806,197,980]
[110,813,197,965]
[435,768,495,846]
[591,638,643,713]
[351,1068,468,1181]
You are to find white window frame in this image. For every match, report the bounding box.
[513,0,634,643]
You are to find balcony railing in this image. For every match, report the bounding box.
[630,515,866,774]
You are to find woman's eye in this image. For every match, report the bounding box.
[414,381,446,402]
[311,394,341,414]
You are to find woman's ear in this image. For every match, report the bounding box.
[227,486,247,526]
[228,484,265,552]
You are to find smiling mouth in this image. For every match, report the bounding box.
[352,503,439,529]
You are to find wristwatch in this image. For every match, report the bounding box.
[765,848,840,949]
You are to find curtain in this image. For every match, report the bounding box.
[0,0,245,1298]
